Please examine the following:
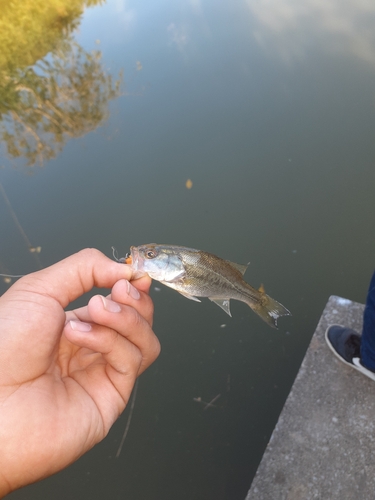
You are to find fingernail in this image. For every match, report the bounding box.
[101,296,121,313]
[126,280,140,300]
[69,320,92,332]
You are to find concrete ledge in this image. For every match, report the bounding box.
[246,295,375,500]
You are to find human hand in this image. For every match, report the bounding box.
[0,249,160,496]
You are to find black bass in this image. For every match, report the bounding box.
[125,244,291,328]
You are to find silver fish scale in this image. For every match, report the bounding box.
[177,249,261,303]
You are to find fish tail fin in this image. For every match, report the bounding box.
[250,291,291,329]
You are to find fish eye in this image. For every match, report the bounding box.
[146,250,157,259]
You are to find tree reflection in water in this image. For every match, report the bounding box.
[0,0,122,166]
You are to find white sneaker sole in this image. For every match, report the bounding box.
[352,358,375,382]
[325,325,375,382]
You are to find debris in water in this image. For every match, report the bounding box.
[193,394,221,410]
[29,246,41,253]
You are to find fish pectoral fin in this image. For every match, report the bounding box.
[226,261,249,276]
[159,280,201,302]
[155,270,185,282]
[177,290,201,302]
[209,297,232,317]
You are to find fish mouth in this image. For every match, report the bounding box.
[126,246,149,279]
[126,246,139,269]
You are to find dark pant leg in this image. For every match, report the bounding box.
[360,271,375,370]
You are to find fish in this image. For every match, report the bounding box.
[125,244,291,328]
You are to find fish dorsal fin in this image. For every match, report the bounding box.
[209,297,232,317]
[227,261,249,276]
[258,283,266,294]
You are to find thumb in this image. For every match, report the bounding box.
[7,248,133,308]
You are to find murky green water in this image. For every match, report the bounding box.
[2,1,375,498]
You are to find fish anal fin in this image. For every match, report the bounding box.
[209,297,232,317]
[227,261,249,275]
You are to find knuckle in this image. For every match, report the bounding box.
[77,248,103,261]
[148,297,155,316]
[151,336,161,361]
[125,304,144,330]
[117,348,142,376]
[134,349,143,367]
[143,296,154,324]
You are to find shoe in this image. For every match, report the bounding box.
[325,325,375,382]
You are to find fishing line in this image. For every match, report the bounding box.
[115,378,139,458]
[0,273,25,278]
[0,181,42,270]
[111,246,126,263]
